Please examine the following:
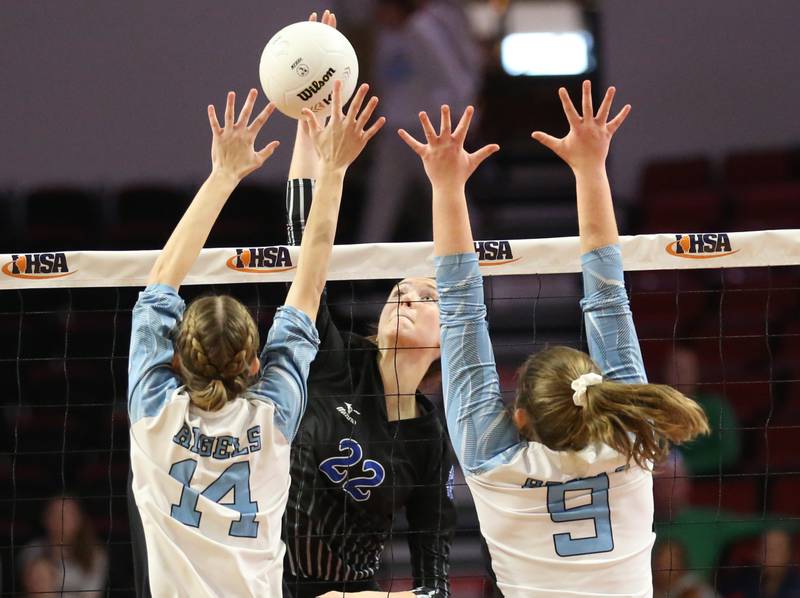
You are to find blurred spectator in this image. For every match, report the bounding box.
[18,496,108,597]
[653,539,717,598]
[666,345,741,474]
[358,0,481,243]
[21,556,57,596]
[722,529,800,598]
[654,451,797,582]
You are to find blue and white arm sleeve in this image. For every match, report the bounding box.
[128,284,184,424]
[248,305,320,443]
[437,253,522,476]
[580,244,647,384]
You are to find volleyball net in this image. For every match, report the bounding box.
[1,229,799,596]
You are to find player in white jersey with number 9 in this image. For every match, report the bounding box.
[396,82,710,597]
[127,82,383,596]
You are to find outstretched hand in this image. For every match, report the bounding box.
[398,105,499,188]
[301,80,385,173]
[208,89,279,181]
[532,80,631,172]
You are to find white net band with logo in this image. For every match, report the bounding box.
[2,230,797,289]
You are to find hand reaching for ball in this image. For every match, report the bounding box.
[301,80,385,174]
[207,89,279,181]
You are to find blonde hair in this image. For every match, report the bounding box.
[515,346,709,468]
[173,295,259,411]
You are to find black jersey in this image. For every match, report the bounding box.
[282,179,455,596]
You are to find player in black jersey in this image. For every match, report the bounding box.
[282,14,455,598]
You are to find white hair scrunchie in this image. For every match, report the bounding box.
[571,372,603,407]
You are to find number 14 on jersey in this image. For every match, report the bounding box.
[168,459,260,538]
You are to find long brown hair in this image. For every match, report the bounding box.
[173,295,259,411]
[515,346,709,468]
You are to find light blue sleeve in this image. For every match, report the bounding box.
[128,284,184,424]
[580,244,647,384]
[436,253,523,476]
[247,305,320,443]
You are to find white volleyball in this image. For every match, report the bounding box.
[259,21,359,119]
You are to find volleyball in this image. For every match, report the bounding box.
[259,21,359,119]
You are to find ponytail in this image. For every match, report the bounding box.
[188,378,229,412]
[516,346,709,467]
[583,381,709,468]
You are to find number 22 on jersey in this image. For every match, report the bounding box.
[319,438,386,501]
[168,459,259,538]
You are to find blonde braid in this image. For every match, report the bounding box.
[181,309,218,378]
[174,296,259,411]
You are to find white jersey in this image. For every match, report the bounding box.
[467,444,654,596]
[128,285,319,597]
[436,246,654,597]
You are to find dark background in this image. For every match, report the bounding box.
[2,1,800,596]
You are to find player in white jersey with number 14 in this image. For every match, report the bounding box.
[397,82,710,596]
[127,82,384,596]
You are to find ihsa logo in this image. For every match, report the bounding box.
[226,247,295,274]
[474,240,520,266]
[666,233,739,259]
[1,253,75,279]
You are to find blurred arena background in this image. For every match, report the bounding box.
[1,1,800,596]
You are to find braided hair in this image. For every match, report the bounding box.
[174,295,259,411]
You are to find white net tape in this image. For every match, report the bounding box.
[2,230,798,289]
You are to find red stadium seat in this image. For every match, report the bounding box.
[723,381,771,426]
[774,321,800,376]
[689,476,760,514]
[636,189,725,235]
[720,267,800,331]
[731,181,800,231]
[641,157,714,196]
[767,475,800,517]
[723,148,796,187]
[720,289,770,337]
[750,423,800,472]
[630,290,711,340]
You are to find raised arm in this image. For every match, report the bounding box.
[286,9,337,183]
[399,105,497,257]
[283,11,338,245]
[398,107,517,475]
[532,81,630,253]
[284,80,385,319]
[533,81,645,383]
[147,90,279,289]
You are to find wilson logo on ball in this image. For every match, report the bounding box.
[666,233,739,259]
[1,253,76,279]
[475,241,520,266]
[296,67,336,101]
[225,247,295,273]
